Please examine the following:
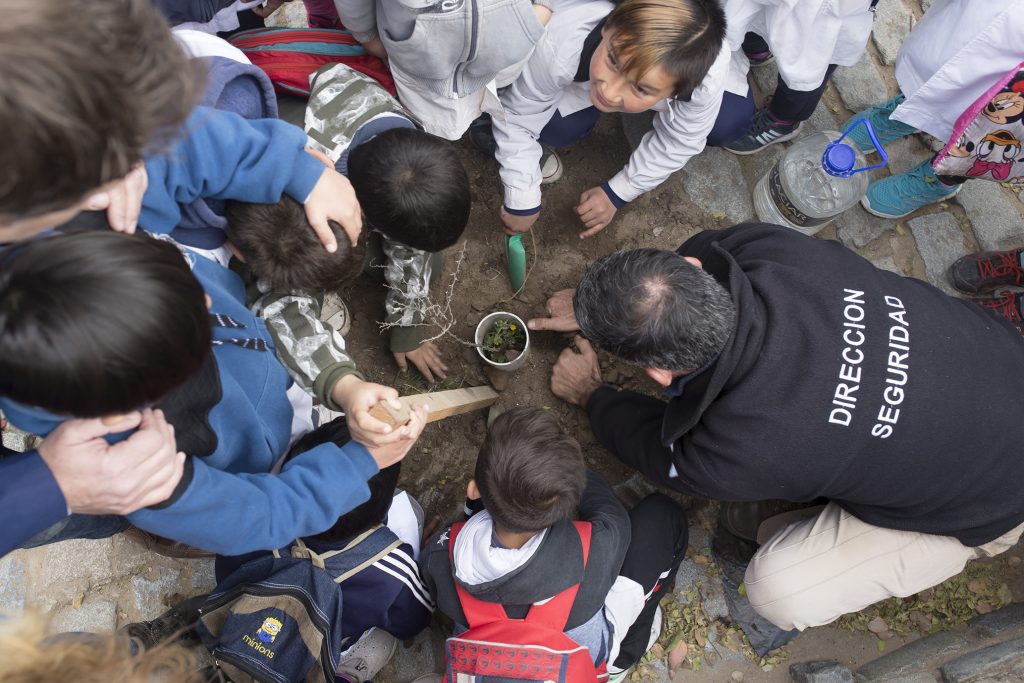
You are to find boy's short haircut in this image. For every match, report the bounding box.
[0,0,200,221]
[286,417,401,544]
[475,408,586,534]
[224,196,367,291]
[0,231,211,417]
[347,128,470,253]
[605,0,726,101]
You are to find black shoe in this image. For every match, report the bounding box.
[950,248,1024,294]
[122,594,208,649]
[469,113,497,156]
[969,290,1024,336]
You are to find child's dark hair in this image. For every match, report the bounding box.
[0,231,211,417]
[0,0,201,220]
[224,196,367,291]
[286,417,401,544]
[475,408,585,533]
[347,128,470,252]
[605,0,726,101]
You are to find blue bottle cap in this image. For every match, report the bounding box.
[822,142,856,177]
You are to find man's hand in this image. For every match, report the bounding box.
[331,375,409,448]
[551,335,602,407]
[304,158,363,253]
[394,341,448,383]
[364,404,428,470]
[528,288,579,332]
[84,165,148,234]
[501,207,540,235]
[251,0,286,18]
[38,409,185,515]
[361,37,389,62]
[576,186,617,239]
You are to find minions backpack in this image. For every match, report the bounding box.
[196,528,401,683]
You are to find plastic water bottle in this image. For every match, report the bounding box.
[753,118,888,235]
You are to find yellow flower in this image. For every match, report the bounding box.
[510,324,517,331]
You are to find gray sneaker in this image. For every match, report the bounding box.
[724,108,804,155]
[321,291,351,336]
[336,628,398,681]
[540,147,563,184]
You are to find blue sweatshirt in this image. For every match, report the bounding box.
[141,105,326,246]
[0,249,378,555]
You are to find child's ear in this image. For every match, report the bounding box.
[466,479,481,500]
[204,294,213,310]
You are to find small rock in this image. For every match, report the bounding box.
[732,671,744,681]
[976,600,992,614]
[1009,556,1022,566]
[483,366,509,392]
[868,616,889,634]
[653,226,665,237]
[790,660,854,683]
[649,643,664,659]
[909,610,933,631]
[505,349,520,362]
[968,579,987,595]
[693,554,710,566]
[879,629,896,641]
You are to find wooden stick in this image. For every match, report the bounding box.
[367,386,499,428]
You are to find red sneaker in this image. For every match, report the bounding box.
[969,290,1024,335]
[949,248,1024,294]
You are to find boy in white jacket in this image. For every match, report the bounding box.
[492,0,728,238]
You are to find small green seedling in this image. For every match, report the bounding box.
[481,318,526,364]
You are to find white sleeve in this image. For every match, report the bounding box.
[333,0,378,42]
[606,45,730,203]
[493,38,578,211]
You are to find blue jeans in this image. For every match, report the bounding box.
[539,106,602,148]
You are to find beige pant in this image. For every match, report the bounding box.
[745,502,1024,631]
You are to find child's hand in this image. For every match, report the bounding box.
[576,186,618,238]
[251,0,286,18]
[394,341,448,383]
[361,37,389,62]
[364,403,428,470]
[84,164,148,234]
[304,161,363,253]
[331,375,406,448]
[501,207,540,235]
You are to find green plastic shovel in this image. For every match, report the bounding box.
[505,233,527,292]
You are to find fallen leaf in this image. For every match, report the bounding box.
[668,640,688,671]
[877,640,886,653]
[693,555,709,566]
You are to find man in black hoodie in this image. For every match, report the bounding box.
[530,222,1024,631]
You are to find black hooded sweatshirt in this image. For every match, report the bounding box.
[588,223,1024,547]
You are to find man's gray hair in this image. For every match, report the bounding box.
[573,248,736,371]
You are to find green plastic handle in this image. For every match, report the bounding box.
[505,234,527,291]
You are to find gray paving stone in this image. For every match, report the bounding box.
[907,212,968,295]
[957,182,1024,251]
[865,674,940,683]
[51,599,118,633]
[750,62,778,100]
[837,205,895,248]
[132,566,182,618]
[790,660,854,683]
[736,144,785,192]
[0,554,26,612]
[386,628,441,680]
[870,255,903,276]
[805,103,839,136]
[884,136,933,176]
[940,637,1024,683]
[834,55,889,113]
[681,147,755,223]
[2,426,35,452]
[189,558,217,594]
[872,0,913,65]
[969,602,1024,640]
[43,538,116,599]
[856,631,967,680]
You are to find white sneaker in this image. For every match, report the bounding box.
[336,628,398,681]
[540,147,563,185]
[321,291,352,336]
[607,605,663,682]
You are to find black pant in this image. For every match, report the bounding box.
[741,32,838,123]
[612,494,689,670]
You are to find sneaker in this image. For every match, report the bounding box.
[724,108,804,155]
[949,248,1024,294]
[607,605,663,683]
[337,628,398,681]
[745,49,775,67]
[841,94,917,154]
[861,159,961,219]
[540,147,563,184]
[469,113,497,156]
[321,291,351,336]
[970,290,1024,335]
[122,594,207,649]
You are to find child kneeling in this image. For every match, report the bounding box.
[420,408,690,681]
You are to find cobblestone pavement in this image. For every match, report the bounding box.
[3,0,1023,681]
